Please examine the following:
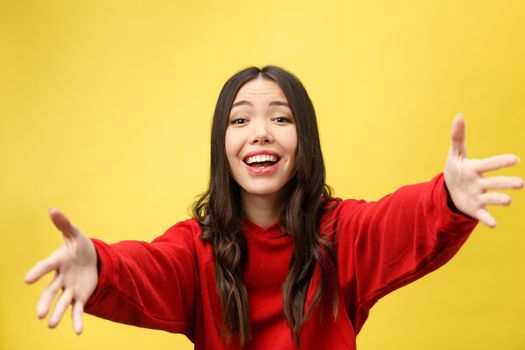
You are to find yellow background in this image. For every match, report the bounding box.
[2,0,524,349]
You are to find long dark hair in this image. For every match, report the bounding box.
[193,65,338,345]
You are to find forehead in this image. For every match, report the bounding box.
[233,77,288,103]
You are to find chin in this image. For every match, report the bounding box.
[243,187,281,196]
[238,182,285,196]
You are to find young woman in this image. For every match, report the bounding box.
[25,66,523,349]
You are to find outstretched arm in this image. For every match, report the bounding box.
[337,114,523,332]
[24,208,98,335]
[25,211,198,337]
[444,113,524,227]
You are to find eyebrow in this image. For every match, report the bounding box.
[231,100,290,108]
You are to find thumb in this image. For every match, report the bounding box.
[49,208,79,240]
[450,113,466,157]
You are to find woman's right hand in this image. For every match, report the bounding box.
[25,208,98,335]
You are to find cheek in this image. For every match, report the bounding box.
[225,129,243,166]
[224,129,235,157]
[274,127,298,174]
[282,128,298,157]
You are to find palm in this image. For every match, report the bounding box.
[25,208,98,334]
[444,114,523,227]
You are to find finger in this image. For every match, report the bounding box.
[48,288,73,328]
[479,192,512,206]
[479,176,525,190]
[476,208,496,228]
[24,250,62,284]
[471,154,520,174]
[49,208,79,240]
[37,273,62,319]
[72,300,84,335]
[450,113,466,157]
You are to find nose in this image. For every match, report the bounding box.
[250,120,273,144]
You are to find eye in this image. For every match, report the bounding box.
[230,117,248,125]
[273,116,292,123]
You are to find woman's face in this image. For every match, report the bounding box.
[225,77,297,199]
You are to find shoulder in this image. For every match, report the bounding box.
[319,197,366,239]
[155,218,214,263]
[321,197,369,222]
[152,218,204,246]
[163,218,202,237]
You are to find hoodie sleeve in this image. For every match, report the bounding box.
[333,173,478,334]
[84,219,199,339]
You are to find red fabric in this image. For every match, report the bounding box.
[84,173,477,349]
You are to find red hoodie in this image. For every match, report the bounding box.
[85,173,477,349]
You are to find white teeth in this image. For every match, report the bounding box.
[245,154,278,164]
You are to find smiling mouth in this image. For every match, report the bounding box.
[243,154,281,168]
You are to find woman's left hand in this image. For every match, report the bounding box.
[444,113,524,227]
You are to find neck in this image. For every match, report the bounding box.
[241,191,285,229]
